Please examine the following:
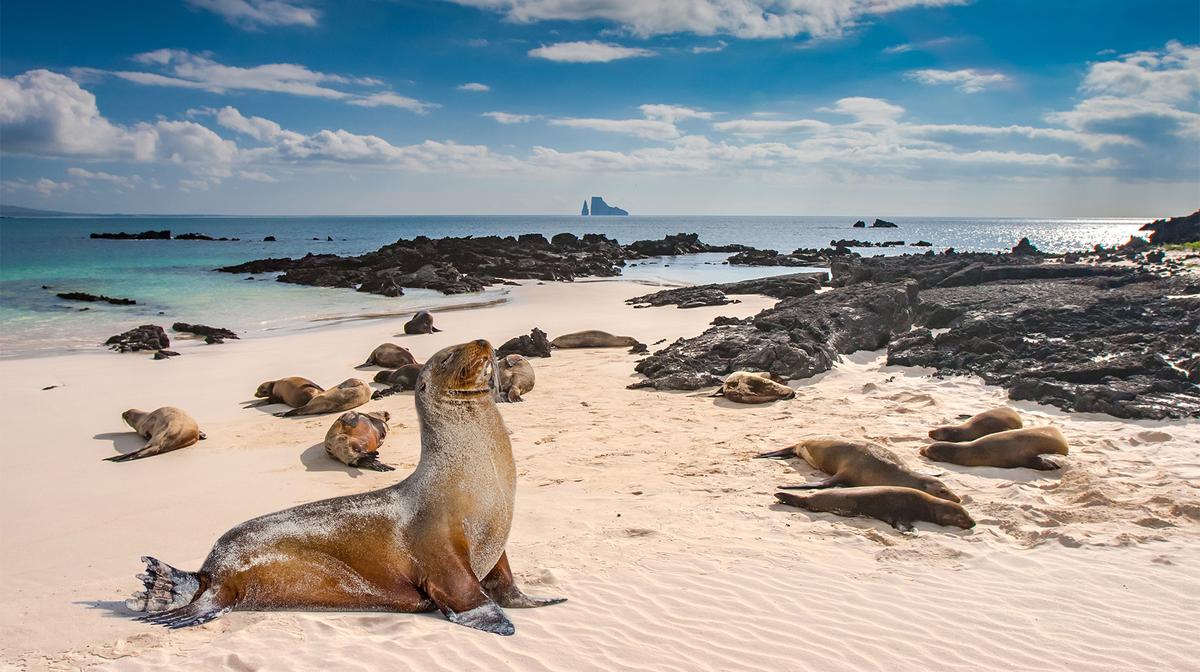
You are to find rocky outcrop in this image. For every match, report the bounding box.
[172,322,238,343]
[91,230,171,240]
[581,200,589,216]
[1139,209,1200,245]
[589,196,628,216]
[623,233,750,257]
[852,220,866,228]
[829,250,1128,289]
[497,328,552,358]
[626,272,824,308]
[105,325,170,353]
[727,247,854,267]
[831,239,905,248]
[175,232,240,241]
[871,219,898,228]
[56,292,136,305]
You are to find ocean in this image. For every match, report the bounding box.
[0,215,1150,358]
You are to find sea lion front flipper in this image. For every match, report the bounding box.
[482,552,566,610]
[424,544,516,636]
[1027,456,1063,471]
[778,477,842,490]
[505,388,523,403]
[891,520,917,533]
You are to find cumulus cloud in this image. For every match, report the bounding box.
[550,104,713,140]
[186,0,318,30]
[346,92,438,113]
[68,167,142,189]
[528,41,655,63]
[448,0,966,39]
[238,170,278,182]
[713,118,832,137]
[482,111,540,123]
[457,82,491,92]
[692,40,728,54]
[1,177,74,196]
[882,36,960,54]
[905,68,1009,93]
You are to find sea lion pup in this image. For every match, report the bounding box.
[357,343,417,369]
[324,410,393,471]
[921,426,1069,470]
[550,330,643,350]
[374,363,423,390]
[403,310,441,335]
[758,438,960,503]
[929,407,1023,442]
[775,487,975,532]
[253,377,323,408]
[123,340,564,635]
[497,354,535,403]
[276,379,370,417]
[713,371,794,404]
[107,407,206,462]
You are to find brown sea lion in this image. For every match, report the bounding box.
[713,371,794,404]
[324,410,393,471]
[921,426,1068,470]
[550,330,642,349]
[758,437,960,503]
[357,343,417,369]
[374,364,423,390]
[403,310,441,335]
[253,377,323,408]
[497,354,535,403]
[276,379,370,417]
[107,407,206,462]
[775,487,975,532]
[123,340,563,635]
[929,407,1023,442]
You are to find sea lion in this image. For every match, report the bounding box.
[929,407,1023,442]
[403,310,441,335]
[713,371,794,404]
[374,364,423,390]
[921,426,1068,470]
[253,377,323,408]
[108,407,206,462]
[357,343,417,369]
[276,379,370,417]
[123,340,563,635]
[550,330,642,349]
[757,437,960,503]
[497,354,535,402]
[324,410,393,471]
[775,487,975,532]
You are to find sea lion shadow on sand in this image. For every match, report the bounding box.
[93,432,151,459]
[75,599,141,618]
[299,442,369,478]
[709,395,789,409]
[920,459,1064,484]
[240,398,290,415]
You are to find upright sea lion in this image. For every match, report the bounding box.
[550,330,642,350]
[123,340,563,635]
[276,379,371,417]
[254,377,323,408]
[713,371,794,404]
[775,487,975,532]
[497,354,535,402]
[324,410,393,471]
[757,437,960,502]
[108,407,206,462]
[921,426,1068,470]
[403,310,441,335]
[357,343,417,369]
[374,363,423,390]
[929,407,1023,442]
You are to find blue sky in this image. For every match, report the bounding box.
[1,0,1197,216]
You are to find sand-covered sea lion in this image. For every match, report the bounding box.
[124,340,563,635]
[713,371,794,404]
[276,379,370,417]
[108,407,206,462]
[403,310,441,335]
[374,363,423,390]
[253,377,323,408]
[357,343,417,369]
[921,426,1068,470]
[550,330,642,349]
[497,354,535,403]
[758,437,960,502]
[324,410,393,471]
[929,407,1023,442]
[775,487,975,532]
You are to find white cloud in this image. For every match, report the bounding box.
[692,41,727,54]
[346,92,438,113]
[186,0,318,30]
[639,104,713,123]
[713,118,831,137]
[457,82,491,92]
[68,167,142,189]
[449,0,967,39]
[1,177,74,196]
[215,106,289,141]
[882,36,960,54]
[483,111,540,123]
[179,178,213,192]
[528,41,655,63]
[825,96,906,123]
[905,68,1009,93]
[550,117,681,140]
[238,170,278,182]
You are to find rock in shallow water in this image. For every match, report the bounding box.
[105,325,170,353]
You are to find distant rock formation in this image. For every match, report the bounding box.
[581,200,589,216]
[852,220,866,228]
[589,196,628,216]
[870,218,898,228]
[1139,209,1199,244]
[91,230,171,240]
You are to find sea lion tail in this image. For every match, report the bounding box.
[754,447,795,459]
[125,556,201,613]
[354,360,373,369]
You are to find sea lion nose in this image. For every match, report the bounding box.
[473,339,490,348]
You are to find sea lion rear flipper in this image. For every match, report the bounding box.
[754,447,795,459]
[276,408,303,418]
[432,327,442,332]
[778,477,842,490]
[354,453,395,472]
[105,442,161,462]
[137,589,234,629]
[198,431,207,441]
[125,556,201,613]
[482,552,566,610]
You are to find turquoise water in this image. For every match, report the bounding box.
[0,215,1149,357]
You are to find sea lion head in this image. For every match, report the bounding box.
[934,501,976,529]
[417,340,498,408]
[501,354,525,368]
[919,442,957,462]
[927,426,963,442]
[913,475,962,503]
[254,381,274,398]
[121,408,146,428]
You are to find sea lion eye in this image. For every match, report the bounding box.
[417,381,427,393]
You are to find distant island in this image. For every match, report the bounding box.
[581,196,628,216]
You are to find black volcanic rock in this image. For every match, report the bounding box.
[870,218,898,228]
[56,292,136,305]
[497,328,553,358]
[91,230,170,240]
[105,325,170,353]
[263,235,277,242]
[172,322,238,341]
[1139,209,1200,245]
[727,247,851,267]
[1011,237,1041,255]
[852,220,866,228]
[627,272,823,308]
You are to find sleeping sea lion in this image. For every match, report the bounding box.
[254,377,323,408]
[403,310,441,335]
[374,364,423,390]
[775,487,975,532]
[107,407,206,462]
[357,343,417,369]
[929,407,1023,442]
[324,410,393,471]
[713,371,794,404]
[276,379,370,417]
[123,340,563,635]
[497,354,535,403]
[757,437,960,502]
[921,426,1068,470]
[550,330,642,350]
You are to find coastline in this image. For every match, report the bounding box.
[2,278,1198,670]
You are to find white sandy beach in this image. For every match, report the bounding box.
[2,279,1198,671]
